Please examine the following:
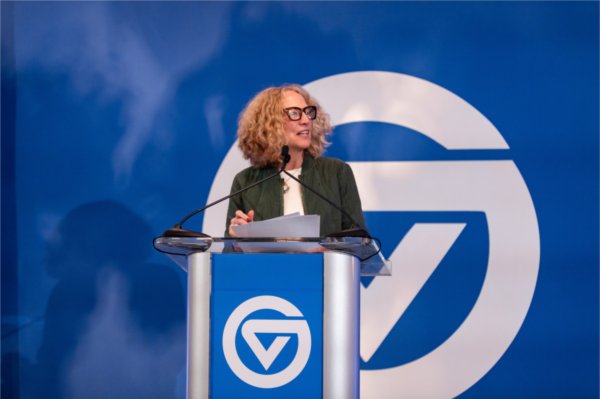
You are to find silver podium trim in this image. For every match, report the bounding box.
[187,252,211,399]
[323,251,360,399]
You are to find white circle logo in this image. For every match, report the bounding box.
[205,71,540,398]
[222,295,312,389]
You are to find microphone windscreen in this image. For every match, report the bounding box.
[281,145,291,164]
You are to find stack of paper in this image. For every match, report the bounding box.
[232,213,320,238]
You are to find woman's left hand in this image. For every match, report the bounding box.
[228,209,255,237]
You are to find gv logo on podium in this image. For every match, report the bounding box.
[222,295,312,389]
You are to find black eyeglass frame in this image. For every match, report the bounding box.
[283,106,318,121]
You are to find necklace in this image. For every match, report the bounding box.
[282,179,290,194]
[282,168,301,194]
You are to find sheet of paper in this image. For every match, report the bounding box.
[232,213,320,238]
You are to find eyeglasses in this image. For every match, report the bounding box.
[283,106,317,121]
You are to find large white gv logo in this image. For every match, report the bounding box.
[222,295,311,389]
[205,71,540,398]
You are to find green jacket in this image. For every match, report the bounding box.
[225,154,365,236]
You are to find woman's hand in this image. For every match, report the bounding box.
[228,210,255,237]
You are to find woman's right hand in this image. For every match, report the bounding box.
[228,210,255,237]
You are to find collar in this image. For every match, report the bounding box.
[300,151,315,174]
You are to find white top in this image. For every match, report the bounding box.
[282,167,304,215]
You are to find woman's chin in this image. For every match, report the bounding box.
[288,143,310,153]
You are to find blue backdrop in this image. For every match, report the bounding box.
[1,2,598,398]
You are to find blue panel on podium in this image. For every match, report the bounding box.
[210,254,323,398]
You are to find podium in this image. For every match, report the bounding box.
[154,236,390,399]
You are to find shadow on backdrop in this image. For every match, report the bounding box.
[25,200,185,399]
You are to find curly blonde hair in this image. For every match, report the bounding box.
[237,84,332,167]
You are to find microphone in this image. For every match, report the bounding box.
[162,146,291,238]
[281,168,371,238]
[281,145,291,166]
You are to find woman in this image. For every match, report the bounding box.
[226,84,365,237]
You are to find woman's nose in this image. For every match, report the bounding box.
[299,112,311,124]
